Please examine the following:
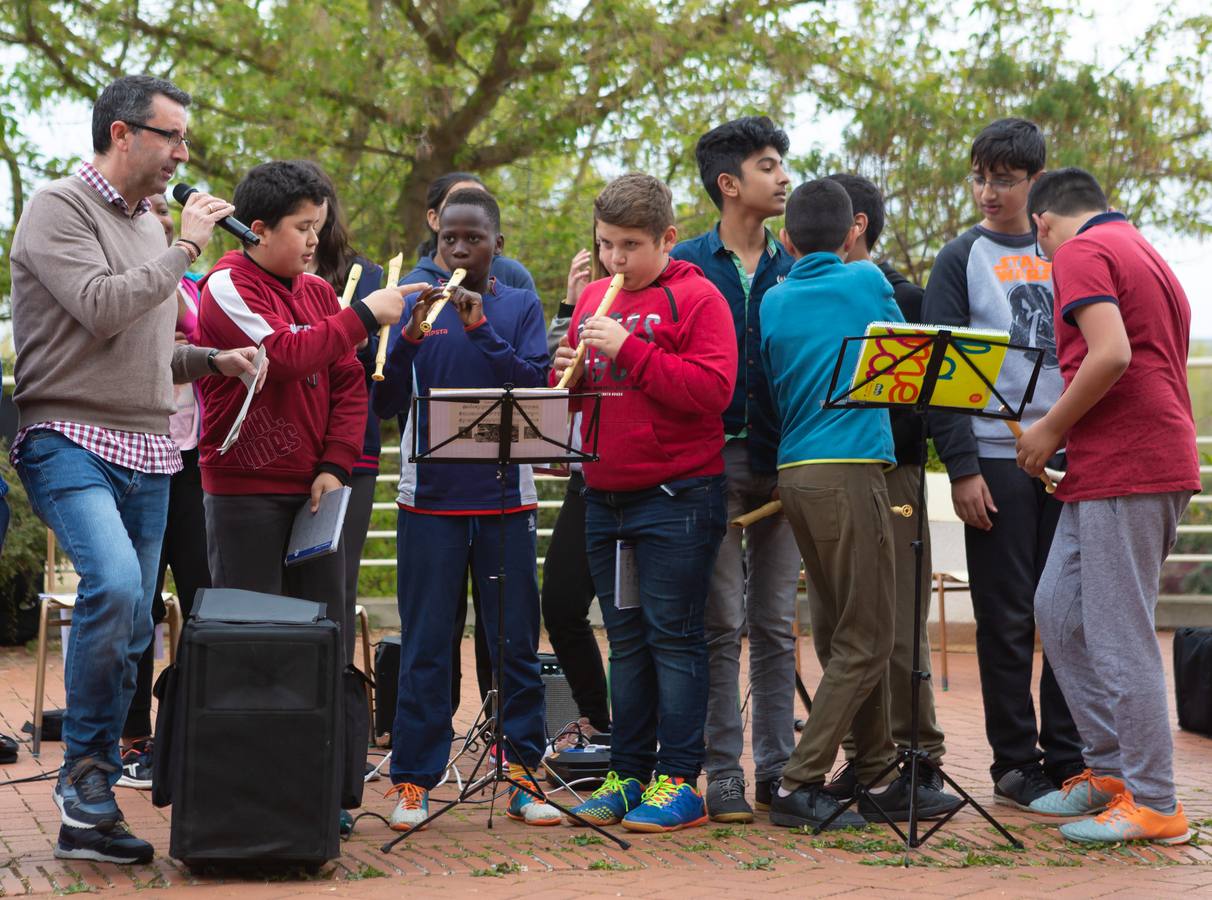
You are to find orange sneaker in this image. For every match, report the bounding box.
[1059,791,1192,844]
[1029,769,1125,816]
[386,782,429,832]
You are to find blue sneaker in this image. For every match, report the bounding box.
[565,771,645,826]
[54,823,153,864]
[621,775,708,833]
[54,758,122,832]
[507,764,561,826]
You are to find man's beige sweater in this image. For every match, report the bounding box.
[9,175,213,434]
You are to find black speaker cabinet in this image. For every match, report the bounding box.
[166,588,342,869]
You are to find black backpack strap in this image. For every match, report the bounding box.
[660,285,679,323]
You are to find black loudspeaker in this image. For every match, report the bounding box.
[1175,627,1212,738]
[373,635,401,745]
[164,589,342,870]
[539,652,581,741]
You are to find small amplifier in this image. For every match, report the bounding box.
[538,652,581,741]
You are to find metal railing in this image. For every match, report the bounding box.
[4,360,1210,576]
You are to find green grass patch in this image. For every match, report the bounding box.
[347,865,388,880]
[568,834,604,846]
[684,841,714,852]
[470,862,521,877]
[588,859,628,871]
[738,856,775,871]
[961,849,1017,867]
[811,835,906,854]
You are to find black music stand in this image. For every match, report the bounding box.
[381,385,630,852]
[810,327,1045,856]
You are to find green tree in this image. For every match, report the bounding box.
[2,0,1210,307]
[0,0,831,303]
[799,0,1212,283]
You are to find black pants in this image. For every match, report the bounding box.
[340,471,378,665]
[124,450,210,739]
[540,472,609,732]
[965,457,1083,783]
[203,491,348,628]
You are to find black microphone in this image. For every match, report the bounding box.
[171,183,260,245]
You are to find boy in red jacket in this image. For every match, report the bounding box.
[554,173,736,832]
[197,161,419,608]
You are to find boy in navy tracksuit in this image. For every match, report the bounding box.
[371,190,555,832]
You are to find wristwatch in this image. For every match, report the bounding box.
[206,348,221,374]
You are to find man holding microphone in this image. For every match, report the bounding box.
[8,75,274,863]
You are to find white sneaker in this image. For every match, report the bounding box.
[507,767,561,825]
[387,782,429,832]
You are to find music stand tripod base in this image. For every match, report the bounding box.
[812,328,1038,855]
[381,386,628,852]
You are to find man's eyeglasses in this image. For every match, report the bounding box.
[126,122,191,149]
[966,174,1028,193]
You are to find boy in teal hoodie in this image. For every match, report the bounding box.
[761,178,958,830]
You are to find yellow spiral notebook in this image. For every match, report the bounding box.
[848,322,1010,409]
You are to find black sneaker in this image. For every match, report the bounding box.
[769,782,866,831]
[54,758,122,831]
[919,764,946,793]
[822,762,858,801]
[117,739,153,791]
[994,765,1055,811]
[859,769,963,821]
[54,823,153,864]
[754,777,780,811]
[1046,761,1087,790]
[706,775,754,823]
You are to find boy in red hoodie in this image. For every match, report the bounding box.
[554,173,736,832]
[196,161,420,610]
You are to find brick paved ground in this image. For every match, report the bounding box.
[3,630,1212,897]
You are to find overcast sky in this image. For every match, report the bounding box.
[1,0,1209,337]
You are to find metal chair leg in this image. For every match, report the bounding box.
[32,598,51,758]
[357,605,374,736]
[935,574,949,692]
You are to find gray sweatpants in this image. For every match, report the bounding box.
[1035,491,1190,812]
[704,440,801,783]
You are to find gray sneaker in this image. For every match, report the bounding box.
[706,775,754,824]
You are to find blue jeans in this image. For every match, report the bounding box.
[16,429,169,782]
[585,475,727,782]
[390,509,546,789]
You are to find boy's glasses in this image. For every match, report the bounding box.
[966,174,1028,193]
[125,122,192,149]
[1031,210,1051,262]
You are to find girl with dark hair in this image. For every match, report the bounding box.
[416,172,537,294]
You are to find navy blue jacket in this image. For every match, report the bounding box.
[373,255,549,513]
[671,225,792,474]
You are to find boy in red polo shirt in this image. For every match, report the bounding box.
[1018,167,1200,844]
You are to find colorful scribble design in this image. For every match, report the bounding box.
[849,324,1010,410]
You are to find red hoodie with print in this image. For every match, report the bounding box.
[196,250,368,495]
[555,258,736,491]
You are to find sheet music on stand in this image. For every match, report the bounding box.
[420,387,575,463]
